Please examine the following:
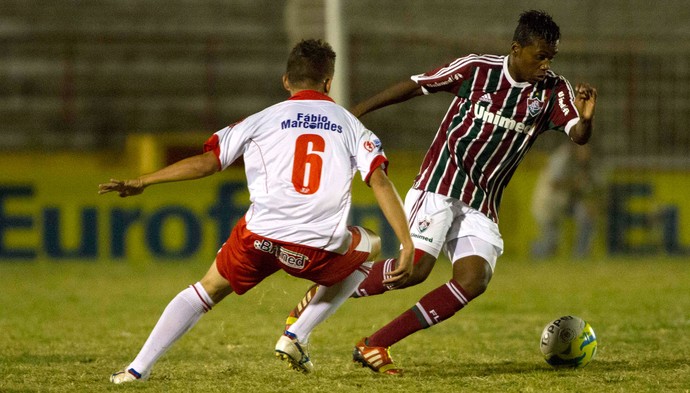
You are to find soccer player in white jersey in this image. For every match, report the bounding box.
[283,10,598,375]
[100,39,414,383]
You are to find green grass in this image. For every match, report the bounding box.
[1,256,689,392]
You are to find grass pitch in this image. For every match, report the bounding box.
[1,256,689,392]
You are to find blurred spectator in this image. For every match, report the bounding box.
[531,142,601,259]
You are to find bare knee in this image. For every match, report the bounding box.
[452,255,493,298]
[200,261,234,303]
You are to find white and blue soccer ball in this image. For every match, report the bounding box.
[540,315,597,368]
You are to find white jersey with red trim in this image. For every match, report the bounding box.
[204,90,388,254]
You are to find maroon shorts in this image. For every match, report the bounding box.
[215,216,370,295]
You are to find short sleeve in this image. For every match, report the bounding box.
[355,129,388,185]
[411,56,473,96]
[203,121,248,170]
[549,79,581,135]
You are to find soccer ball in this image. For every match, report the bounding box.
[540,315,597,368]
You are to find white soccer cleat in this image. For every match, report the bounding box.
[275,332,314,374]
[109,368,149,384]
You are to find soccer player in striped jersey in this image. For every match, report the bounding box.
[284,10,597,375]
[100,39,414,383]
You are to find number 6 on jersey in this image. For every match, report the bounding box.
[292,134,325,195]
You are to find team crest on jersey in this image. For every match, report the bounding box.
[417,215,431,233]
[363,138,382,152]
[527,97,543,117]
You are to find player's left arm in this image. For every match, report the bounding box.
[98,151,219,197]
[569,83,598,145]
[368,167,414,287]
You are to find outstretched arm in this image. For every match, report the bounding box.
[350,79,424,118]
[368,167,414,288]
[98,151,219,197]
[569,83,597,145]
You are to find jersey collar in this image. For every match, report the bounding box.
[288,90,335,102]
[503,55,532,88]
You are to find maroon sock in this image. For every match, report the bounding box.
[353,250,427,298]
[368,279,473,348]
[352,258,395,297]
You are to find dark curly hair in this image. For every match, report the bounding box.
[512,10,560,47]
[285,39,336,87]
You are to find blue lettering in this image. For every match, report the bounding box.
[607,182,688,255]
[110,208,143,258]
[0,185,36,259]
[43,207,98,259]
[146,207,201,258]
[608,183,655,254]
[0,182,405,262]
[207,181,248,247]
[658,205,688,255]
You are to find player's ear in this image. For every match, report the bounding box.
[282,74,291,92]
[511,42,521,55]
[323,78,332,94]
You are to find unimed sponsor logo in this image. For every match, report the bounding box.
[473,103,534,134]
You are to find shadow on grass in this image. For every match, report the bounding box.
[9,352,96,365]
[401,357,688,378]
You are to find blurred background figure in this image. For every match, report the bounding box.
[531,142,601,259]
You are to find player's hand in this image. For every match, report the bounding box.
[574,83,597,121]
[382,246,414,288]
[98,178,146,197]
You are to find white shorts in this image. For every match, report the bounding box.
[404,188,504,271]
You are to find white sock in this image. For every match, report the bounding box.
[287,265,369,343]
[127,282,215,376]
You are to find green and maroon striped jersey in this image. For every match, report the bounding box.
[411,54,580,223]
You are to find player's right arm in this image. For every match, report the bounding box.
[350,79,423,118]
[569,83,597,145]
[98,151,219,197]
[367,166,414,288]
